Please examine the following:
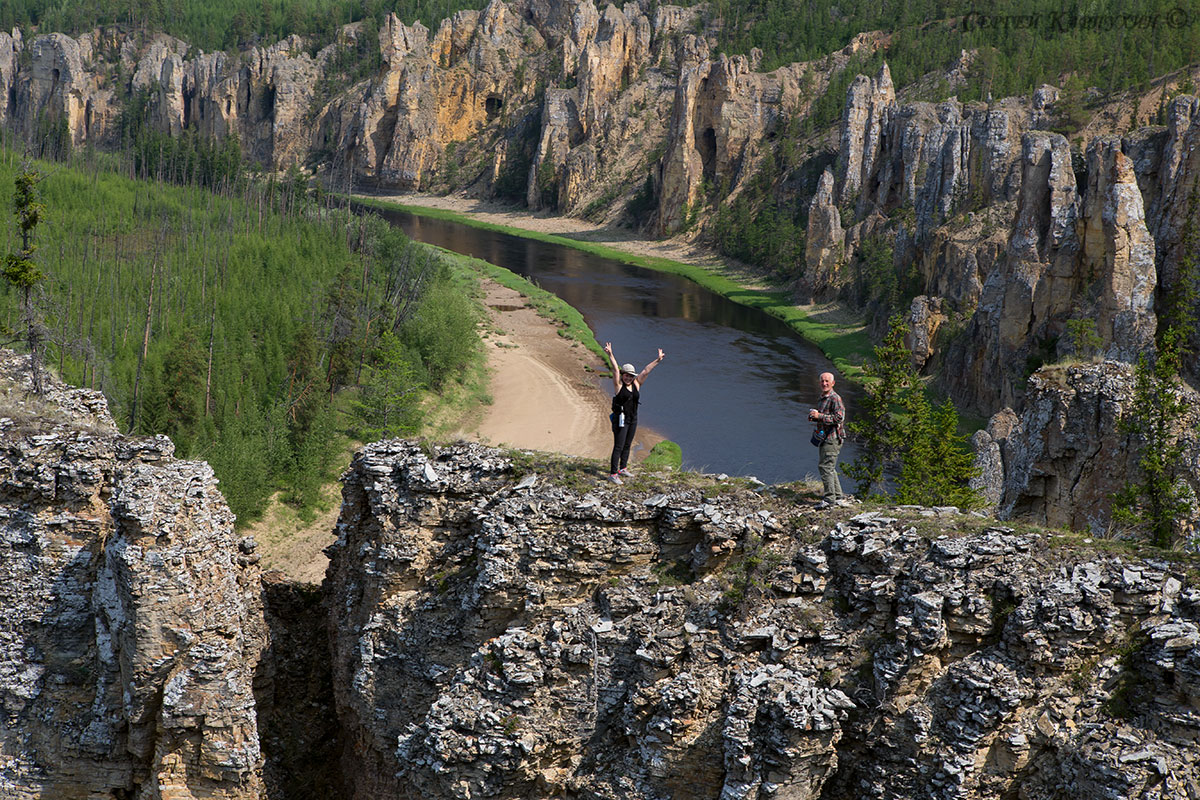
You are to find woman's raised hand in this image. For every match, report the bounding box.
[604,342,613,355]
[657,348,665,361]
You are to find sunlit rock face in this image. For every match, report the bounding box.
[824,64,1196,413]
[0,351,267,800]
[325,438,1200,800]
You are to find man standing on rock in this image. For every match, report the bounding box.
[808,371,847,509]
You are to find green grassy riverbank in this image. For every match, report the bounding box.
[353,196,873,383]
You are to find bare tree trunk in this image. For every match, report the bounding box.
[129,248,160,432]
[204,303,215,418]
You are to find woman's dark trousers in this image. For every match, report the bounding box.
[610,421,637,473]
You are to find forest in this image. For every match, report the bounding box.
[4,0,1195,103]
[0,135,482,524]
[0,0,484,52]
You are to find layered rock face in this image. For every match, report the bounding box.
[5,354,1200,799]
[657,31,881,234]
[815,61,1188,414]
[803,168,844,293]
[973,361,1200,535]
[0,26,328,168]
[326,438,1200,800]
[0,352,267,800]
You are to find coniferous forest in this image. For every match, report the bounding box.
[4,0,1195,100]
[0,137,481,524]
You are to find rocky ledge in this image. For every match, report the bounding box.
[0,352,266,800]
[3,353,1199,799]
[328,438,1200,800]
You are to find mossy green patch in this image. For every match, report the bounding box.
[643,440,683,471]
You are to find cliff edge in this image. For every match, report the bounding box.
[3,353,1199,799]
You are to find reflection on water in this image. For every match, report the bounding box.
[367,203,861,486]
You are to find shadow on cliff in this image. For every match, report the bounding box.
[255,575,348,800]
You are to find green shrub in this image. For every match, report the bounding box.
[401,273,481,388]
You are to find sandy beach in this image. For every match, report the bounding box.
[460,279,664,462]
[361,191,724,460]
[253,202,676,583]
[365,192,727,271]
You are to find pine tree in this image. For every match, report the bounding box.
[3,165,47,394]
[845,314,913,498]
[355,331,424,441]
[847,313,981,507]
[896,395,982,508]
[1112,332,1195,548]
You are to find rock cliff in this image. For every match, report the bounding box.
[814,60,1197,416]
[0,3,880,228]
[0,352,267,799]
[973,361,1200,536]
[4,355,1200,799]
[324,438,1200,800]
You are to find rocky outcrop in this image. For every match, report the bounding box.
[0,29,22,129]
[658,32,882,235]
[0,351,267,799]
[6,354,1200,799]
[1079,136,1158,360]
[7,32,98,147]
[824,61,1179,412]
[527,88,580,209]
[1,25,335,164]
[905,294,946,371]
[837,62,895,205]
[836,62,1026,236]
[974,361,1200,534]
[1146,96,1200,298]
[326,438,1200,800]
[3,1,890,223]
[802,167,844,297]
[945,130,1080,409]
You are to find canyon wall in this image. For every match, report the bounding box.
[0,352,267,799]
[0,2,878,225]
[323,438,1200,799]
[805,64,1200,413]
[972,361,1200,536]
[3,354,1200,798]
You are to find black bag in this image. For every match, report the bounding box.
[810,427,827,447]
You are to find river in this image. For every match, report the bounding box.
[367,203,861,487]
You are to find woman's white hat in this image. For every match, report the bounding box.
[620,363,637,374]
